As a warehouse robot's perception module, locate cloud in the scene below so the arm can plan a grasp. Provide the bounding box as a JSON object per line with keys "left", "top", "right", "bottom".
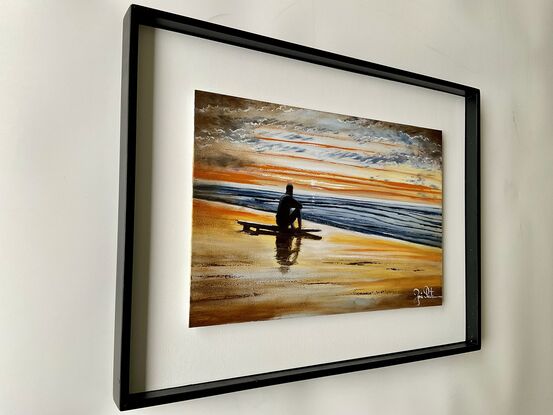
{"left": 194, "top": 90, "right": 442, "bottom": 171}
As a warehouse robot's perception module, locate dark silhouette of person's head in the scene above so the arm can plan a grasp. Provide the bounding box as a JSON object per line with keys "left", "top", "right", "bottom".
{"left": 286, "top": 183, "right": 293, "bottom": 195}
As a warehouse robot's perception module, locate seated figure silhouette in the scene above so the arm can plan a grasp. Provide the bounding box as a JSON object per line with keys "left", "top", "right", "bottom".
{"left": 275, "top": 183, "right": 302, "bottom": 231}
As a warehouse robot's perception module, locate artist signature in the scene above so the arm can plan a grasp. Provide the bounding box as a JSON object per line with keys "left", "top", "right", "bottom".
{"left": 413, "top": 286, "right": 441, "bottom": 306}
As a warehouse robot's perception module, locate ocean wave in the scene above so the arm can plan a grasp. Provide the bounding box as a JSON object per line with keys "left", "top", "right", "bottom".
{"left": 193, "top": 183, "right": 442, "bottom": 247}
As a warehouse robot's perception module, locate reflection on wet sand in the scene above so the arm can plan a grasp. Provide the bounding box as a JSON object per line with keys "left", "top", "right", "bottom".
{"left": 189, "top": 199, "right": 442, "bottom": 328}
{"left": 275, "top": 234, "right": 302, "bottom": 273}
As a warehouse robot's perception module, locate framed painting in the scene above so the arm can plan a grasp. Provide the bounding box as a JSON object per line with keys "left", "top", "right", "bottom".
{"left": 114, "top": 4, "right": 480, "bottom": 411}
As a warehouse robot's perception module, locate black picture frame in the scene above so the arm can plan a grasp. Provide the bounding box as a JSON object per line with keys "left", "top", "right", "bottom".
{"left": 114, "top": 4, "right": 480, "bottom": 411}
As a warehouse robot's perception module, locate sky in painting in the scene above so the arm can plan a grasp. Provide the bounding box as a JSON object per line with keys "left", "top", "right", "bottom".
{"left": 193, "top": 90, "right": 442, "bottom": 206}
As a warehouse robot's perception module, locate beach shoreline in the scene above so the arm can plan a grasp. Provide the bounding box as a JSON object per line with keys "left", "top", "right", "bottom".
{"left": 190, "top": 199, "right": 442, "bottom": 327}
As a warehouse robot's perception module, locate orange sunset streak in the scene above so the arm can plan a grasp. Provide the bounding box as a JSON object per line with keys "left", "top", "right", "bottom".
{"left": 249, "top": 164, "right": 441, "bottom": 195}
{"left": 256, "top": 151, "right": 441, "bottom": 182}
{"left": 194, "top": 163, "right": 442, "bottom": 205}
{"left": 219, "top": 147, "right": 441, "bottom": 190}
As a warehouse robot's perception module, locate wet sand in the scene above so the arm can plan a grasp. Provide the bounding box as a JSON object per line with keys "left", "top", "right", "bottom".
{"left": 190, "top": 199, "right": 442, "bottom": 327}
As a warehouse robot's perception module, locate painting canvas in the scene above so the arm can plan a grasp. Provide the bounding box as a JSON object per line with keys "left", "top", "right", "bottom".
{"left": 189, "top": 90, "right": 443, "bottom": 328}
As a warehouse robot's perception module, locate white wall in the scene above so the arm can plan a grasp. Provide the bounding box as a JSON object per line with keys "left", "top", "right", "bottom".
{"left": 1, "top": 1, "right": 552, "bottom": 414}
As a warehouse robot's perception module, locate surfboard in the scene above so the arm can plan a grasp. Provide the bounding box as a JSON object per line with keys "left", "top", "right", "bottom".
{"left": 237, "top": 220, "right": 322, "bottom": 240}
